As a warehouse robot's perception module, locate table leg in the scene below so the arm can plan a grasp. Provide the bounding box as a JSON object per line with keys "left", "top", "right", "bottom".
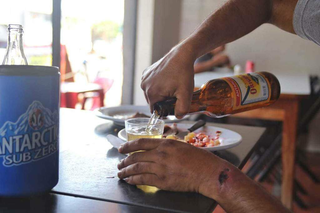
{"left": 98, "top": 89, "right": 105, "bottom": 107}
{"left": 65, "top": 92, "right": 79, "bottom": 109}
{"left": 281, "top": 100, "right": 299, "bottom": 209}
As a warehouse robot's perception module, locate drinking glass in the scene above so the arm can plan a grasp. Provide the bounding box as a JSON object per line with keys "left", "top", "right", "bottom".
{"left": 124, "top": 118, "right": 164, "bottom": 193}
{"left": 125, "top": 118, "right": 164, "bottom": 142}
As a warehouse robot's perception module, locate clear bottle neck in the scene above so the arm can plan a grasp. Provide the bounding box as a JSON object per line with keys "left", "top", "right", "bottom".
{"left": 2, "top": 24, "right": 28, "bottom": 65}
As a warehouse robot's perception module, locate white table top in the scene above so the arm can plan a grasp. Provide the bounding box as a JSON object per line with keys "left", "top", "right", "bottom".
{"left": 194, "top": 69, "right": 311, "bottom": 95}
{"left": 61, "top": 82, "right": 102, "bottom": 93}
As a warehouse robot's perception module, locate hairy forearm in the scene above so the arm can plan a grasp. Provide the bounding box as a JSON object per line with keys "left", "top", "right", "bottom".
{"left": 180, "top": 0, "right": 273, "bottom": 59}
{"left": 200, "top": 161, "right": 289, "bottom": 213}
{"left": 269, "top": 0, "right": 298, "bottom": 33}
{"left": 179, "top": 0, "right": 298, "bottom": 59}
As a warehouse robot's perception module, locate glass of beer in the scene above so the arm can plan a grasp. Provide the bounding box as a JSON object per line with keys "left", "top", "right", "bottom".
{"left": 125, "top": 118, "right": 164, "bottom": 141}
{"left": 124, "top": 118, "right": 164, "bottom": 193}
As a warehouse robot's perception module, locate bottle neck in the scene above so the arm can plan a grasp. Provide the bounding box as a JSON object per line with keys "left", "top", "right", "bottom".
{"left": 188, "top": 89, "right": 203, "bottom": 113}
{"left": 8, "top": 30, "right": 23, "bottom": 49}
{"left": 153, "top": 89, "right": 203, "bottom": 117}
{"left": 3, "top": 27, "right": 28, "bottom": 65}
{"left": 153, "top": 98, "right": 176, "bottom": 117}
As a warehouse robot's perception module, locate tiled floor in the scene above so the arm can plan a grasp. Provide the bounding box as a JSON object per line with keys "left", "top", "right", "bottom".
{"left": 213, "top": 152, "right": 320, "bottom": 213}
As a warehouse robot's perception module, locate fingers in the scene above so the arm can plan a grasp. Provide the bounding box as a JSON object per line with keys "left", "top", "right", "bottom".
{"left": 118, "top": 138, "right": 161, "bottom": 154}
{"left": 118, "top": 162, "right": 161, "bottom": 179}
{"left": 143, "top": 92, "right": 150, "bottom": 105}
{"left": 145, "top": 88, "right": 167, "bottom": 113}
{"left": 174, "top": 88, "right": 193, "bottom": 119}
{"left": 140, "top": 49, "right": 195, "bottom": 118}
{"left": 117, "top": 150, "right": 158, "bottom": 170}
{"left": 122, "top": 174, "right": 160, "bottom": 187}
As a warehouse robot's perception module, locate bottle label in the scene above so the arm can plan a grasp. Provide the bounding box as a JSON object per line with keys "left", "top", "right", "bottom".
{"left": 0, "top": 101, "right": 59, "bottom": 167}
{"left": 224, "top": 73, "right": 270, "bottom": 110}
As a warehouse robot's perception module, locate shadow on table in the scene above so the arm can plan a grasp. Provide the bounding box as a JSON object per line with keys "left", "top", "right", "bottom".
{"left": 116, "top": 179, "right": 216, "bottom": 213}
{"left": 0, "top": 193, "right": 57, "bottom": 213}
{"left": 107, "top": 147, "right": 126, "bottom": 161}
{"left": 94, "top": 122, "right": 123, "bottom": 137}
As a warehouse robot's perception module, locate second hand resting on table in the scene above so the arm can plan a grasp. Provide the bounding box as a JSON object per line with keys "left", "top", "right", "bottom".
{"left": 117, "top": 139, "right": 289, "bottom": 213}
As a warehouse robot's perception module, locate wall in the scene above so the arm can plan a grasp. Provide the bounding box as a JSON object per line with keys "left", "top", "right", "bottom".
{"left": 122, "top": 0, "right": 138, "bottom": 104}
{"left": 180, "top": 0, "right": 320, "bottom": 74}
{"left": 152, "top": 0, "right": 182, "bottom": 62}
{"left": 133, "top": 0, "right": 182, "bottom": 105}
{"left": 133, "top": 0, "right": 155, "bottom": 105}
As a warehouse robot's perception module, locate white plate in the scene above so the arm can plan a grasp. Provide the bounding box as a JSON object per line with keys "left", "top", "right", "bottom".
{"left": 96, "top": 105, "right": 189, "bottom": 126}
{"left": 117, "top": 123, "right": 242, "bottom": 151}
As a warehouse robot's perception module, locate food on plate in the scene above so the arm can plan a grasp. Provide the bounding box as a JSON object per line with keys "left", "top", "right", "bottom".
{"left": 184, "top": 132, "right": 221, "bottom": 147}
{"left": 166, "top": 135, "right": 180, "bottom": 140}
{"left": 113, "top": 112, "right": 150, "bottom": 120}
{"left": 164, "top": 123, "right": 222, "bottom": 148}
{"left": 114, "top": 112, "right": 166, "bottom": 120}
{"left": 163, "top": 123, "right": 178, "bottom": 136}
{"left": 128, "top": 112, "right": 150, "bottom": 119}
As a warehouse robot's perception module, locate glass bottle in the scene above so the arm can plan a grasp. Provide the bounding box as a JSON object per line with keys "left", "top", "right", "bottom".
{"left": 154, "top": 72, "right": 280, "bottom": 117}
{"left": 2, "top": 24, "right": 28, "bottom": 65}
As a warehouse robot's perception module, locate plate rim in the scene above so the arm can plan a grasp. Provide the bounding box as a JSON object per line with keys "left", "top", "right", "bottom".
{"left": 95, "top": 105, "right": 189, "bottom": 125}
{"left": 117, "top": 124, "right": 242, "bottom": 151}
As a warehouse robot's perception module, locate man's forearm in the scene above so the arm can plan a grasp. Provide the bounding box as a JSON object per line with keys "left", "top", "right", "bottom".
{"left": 179, "top": 0, "right": 297, "bottom": 59}
{"left": 269, "top": 0, "right": 298, "bottom": 33}
{"left": 180, "top": 0, "right": 272, "bottom": 58}
{"left": 200, "top": 161, "right": 290, "bottom": 213}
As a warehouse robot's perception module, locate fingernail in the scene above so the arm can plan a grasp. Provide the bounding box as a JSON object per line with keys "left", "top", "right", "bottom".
{"left": 175, "top": 114, "right": 183, "bottom": 119}
{"left": 118, "top": 159, "right": 124, "bottom": 168}
{"left": 124, "top": 177, "right": 129, "bottom": 182}
{"left": 118, "top": 145, "right": 123, "bottom": 152}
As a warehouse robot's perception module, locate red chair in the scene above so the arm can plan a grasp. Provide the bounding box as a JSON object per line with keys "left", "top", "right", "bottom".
{"left": 60, "top": 82, "right": 105, "bottom": 109}
{"left": 82, "top": 77, "right": 114, "bottom": 110}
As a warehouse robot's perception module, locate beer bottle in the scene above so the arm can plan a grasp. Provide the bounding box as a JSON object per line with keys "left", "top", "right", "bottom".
{"left": 2, "top": 24, "right": 28, "bottom": 65}
{"left": 154, "top": 72, "right": 280, "bottom": 117}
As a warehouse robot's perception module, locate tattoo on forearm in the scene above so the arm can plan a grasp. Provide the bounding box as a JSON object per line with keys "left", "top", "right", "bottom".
{"left": 219, "top": 168, "right": 230, "bottom": 185}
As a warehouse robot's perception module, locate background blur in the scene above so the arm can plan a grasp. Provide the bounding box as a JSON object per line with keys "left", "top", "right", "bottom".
{"left": 0, "top": 0, "right": 124, "bottom": 107}
{"left": 0, "top": 1, "right": 319, "bottom": 211}
{"left": 132, "top": 0, "right": 320, "bottom": 105}
{"left": 0, "top": 0, "right": 319, "bottom": 106}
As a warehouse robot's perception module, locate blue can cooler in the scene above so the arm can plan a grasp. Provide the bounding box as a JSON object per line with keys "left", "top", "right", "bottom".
{"left": 0, "top": 65, "right": 60, "bottom": 196}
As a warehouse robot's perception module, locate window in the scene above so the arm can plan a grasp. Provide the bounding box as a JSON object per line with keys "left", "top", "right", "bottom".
{"left": 61, "top": 0, "right": 124, "bottom": 107}
{"left": 1, "top": 0, "right": 125, "bottom": 108}
{"left": 0, "top": 0, "right": 53, "bottom": 65}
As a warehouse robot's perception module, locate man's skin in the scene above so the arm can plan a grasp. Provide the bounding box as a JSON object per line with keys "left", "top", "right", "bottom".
{"left": 141, "top": 0, "right": 297, "bottom": 117}
{"left": 118, "top": 139, "right": 290, "bottom": 213}
{"left": 118, "top": 0, "right": 298, "bottom": 212}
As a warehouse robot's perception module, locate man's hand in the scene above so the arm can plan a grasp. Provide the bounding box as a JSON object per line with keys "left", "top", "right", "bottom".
{"left": 117, "top": 138, "right": 290, "bottom": 213}
{"left": 117, "top": 138, "right": 223, "bottom": 195}
{"left": 140, "top": 46, "right": 196, "bottom": 118}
